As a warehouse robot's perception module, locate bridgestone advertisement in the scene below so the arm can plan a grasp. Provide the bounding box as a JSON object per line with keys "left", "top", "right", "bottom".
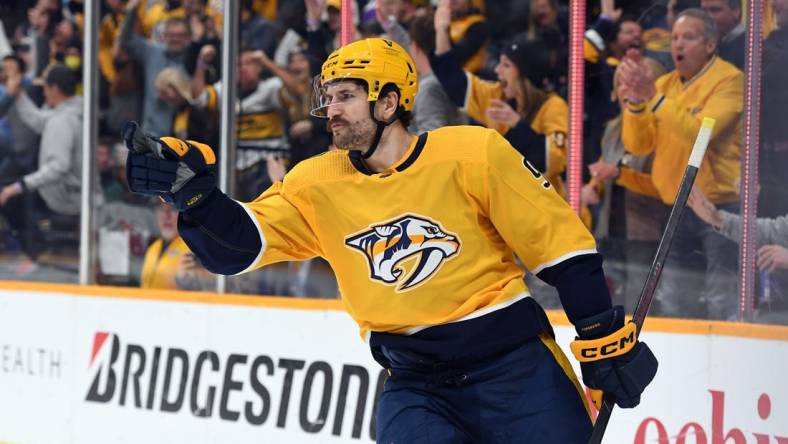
{"left": 0, "top": 284, "right": 786, "bottom": 443}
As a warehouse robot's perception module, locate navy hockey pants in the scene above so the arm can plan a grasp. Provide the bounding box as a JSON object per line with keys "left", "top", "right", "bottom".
{"left": 376, "top": 334, "right": 593, "bottom": 443}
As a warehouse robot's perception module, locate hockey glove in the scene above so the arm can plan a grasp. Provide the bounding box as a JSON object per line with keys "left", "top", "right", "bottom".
{"left": 122, "top": 121, "right": 217, "bottom": 211}
{"left": 569, "top": 305, "right": 658, "bottom": 409}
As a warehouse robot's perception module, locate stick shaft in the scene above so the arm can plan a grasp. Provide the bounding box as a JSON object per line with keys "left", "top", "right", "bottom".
{"left": 588, "top": 165, "right": 698, "bottom": 444}
{"left": 632, "top": 167, "right": 698, "bottom": 330}
{"left": 587, "top": 117, "right": 714, "bottom": 444}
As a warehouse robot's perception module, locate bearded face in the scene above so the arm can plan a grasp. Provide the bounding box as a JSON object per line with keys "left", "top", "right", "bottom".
{"left": 323, "top": 82, "right": 378, "bottom": 151}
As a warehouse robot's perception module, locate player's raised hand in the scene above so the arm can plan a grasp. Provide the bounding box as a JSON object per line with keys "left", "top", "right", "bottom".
{"left": 122, "top": 121, "right": 217, "bottom": 211}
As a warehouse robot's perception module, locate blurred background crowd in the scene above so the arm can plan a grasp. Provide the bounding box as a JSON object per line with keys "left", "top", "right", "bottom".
{"left": 0, "top": 0, "right": 786, "bottom": 325}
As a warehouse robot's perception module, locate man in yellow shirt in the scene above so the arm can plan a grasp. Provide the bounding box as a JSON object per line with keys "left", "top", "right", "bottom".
{"left": 619, "top": 8, "right": 742, "bottom": 319}
{"left": 122, "top": 38, "right": 657, "bottom": 442}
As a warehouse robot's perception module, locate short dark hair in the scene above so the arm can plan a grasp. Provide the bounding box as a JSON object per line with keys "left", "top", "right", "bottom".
{"left": 409, "top": 13, "right": 436, "bottom": 55}
{"left": 608, "top": 15, "right": 641, "bottom": 44}
{"left": 349, "top": 79, "right": 413, "bottom": 128}
{"left": 45, "top": 63, "right": 78, "bottom": 96}
{"left": 379, "top": 83, "right": 413, "bottom": 128}
{"left": 2, "top": 53, "right": 27, "bottom": 74}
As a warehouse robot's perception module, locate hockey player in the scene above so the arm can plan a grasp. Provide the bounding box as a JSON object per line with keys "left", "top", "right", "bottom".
{"left": 123, "top": 37, "right": 657, "bottom": 442}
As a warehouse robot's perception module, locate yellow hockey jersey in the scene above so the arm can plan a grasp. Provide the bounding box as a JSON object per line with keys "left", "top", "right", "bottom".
{"left": 236, "top": 126, "right": 597, "bottom": 339}
{"left": 622, "top": 56, "right": 742, "bottom": 205}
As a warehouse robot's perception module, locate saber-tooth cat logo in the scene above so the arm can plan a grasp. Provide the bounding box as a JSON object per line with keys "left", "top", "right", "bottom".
{"left": 345, "top": 214, "right": 461, "bottom": 291}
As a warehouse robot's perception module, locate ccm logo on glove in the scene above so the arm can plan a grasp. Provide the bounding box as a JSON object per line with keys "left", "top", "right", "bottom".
{"left": 571, "top": 322, "right": 637, "bottom": 362}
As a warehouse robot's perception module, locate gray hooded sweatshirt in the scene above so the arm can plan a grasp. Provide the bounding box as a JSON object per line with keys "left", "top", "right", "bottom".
{"left": 15, "top": 93, "right": 96, "bottom": 215}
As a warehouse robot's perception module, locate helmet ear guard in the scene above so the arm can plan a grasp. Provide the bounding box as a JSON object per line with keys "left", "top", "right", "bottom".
{"left": 371, "top": 83, "right": 407, "bottom": 120}
{"left": 363, "top": 86, "right": 406, "bottom": 159}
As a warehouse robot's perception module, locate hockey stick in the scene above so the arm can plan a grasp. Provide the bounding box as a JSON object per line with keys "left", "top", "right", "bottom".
{"left": 587, "top": 117, "right": 716, "bottom": 444}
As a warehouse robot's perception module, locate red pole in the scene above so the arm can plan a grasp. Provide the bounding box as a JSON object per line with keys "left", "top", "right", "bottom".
{"left": 341, "top": 0, "right": 353, "bottom": 46}
{"left": 740, "top": 0, "right": 764, "bottom": 320}
{"left": 567, "top": 0, "right": 586, "bottom": 215}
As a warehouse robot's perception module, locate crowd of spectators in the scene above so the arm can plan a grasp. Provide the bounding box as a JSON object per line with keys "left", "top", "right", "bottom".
{"left": 0, "top": 0, "right": 786, "bottom": 323}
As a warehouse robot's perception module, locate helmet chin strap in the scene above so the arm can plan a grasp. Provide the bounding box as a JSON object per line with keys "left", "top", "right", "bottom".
{"left": 361, "top": 101, "right": 402, "bottom": 159}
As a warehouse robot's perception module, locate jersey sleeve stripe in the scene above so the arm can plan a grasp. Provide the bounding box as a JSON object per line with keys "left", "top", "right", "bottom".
{"left": 530, "top": 248, "right": 598, "bottom": 275}
{"left": 585, "top": 29, "right": 605, "bottom": 53}
{"left": 233, "top": 201, "right": 268, "bottom": 275}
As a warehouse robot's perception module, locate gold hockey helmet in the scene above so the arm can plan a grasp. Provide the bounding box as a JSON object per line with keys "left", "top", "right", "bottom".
{"left": 312, "top": 38, "right": 418, "bottom": 117}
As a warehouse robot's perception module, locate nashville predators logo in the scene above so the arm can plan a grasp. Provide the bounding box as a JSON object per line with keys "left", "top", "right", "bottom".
{"left": 345, "top": 214, "right": 461, "bottom": 292}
